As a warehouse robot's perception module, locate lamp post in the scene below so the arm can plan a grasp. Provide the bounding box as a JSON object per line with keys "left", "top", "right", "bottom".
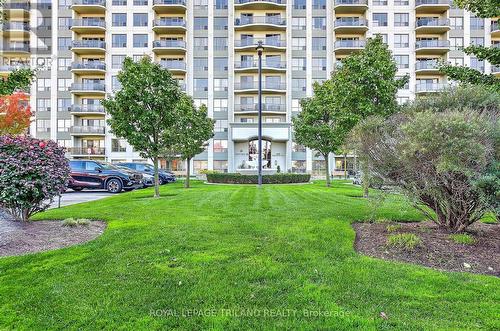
{"left": 256, "top": 41, "right": 264, "bottom": 187}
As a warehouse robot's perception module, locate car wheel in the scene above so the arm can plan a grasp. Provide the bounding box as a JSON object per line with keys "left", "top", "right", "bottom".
{"left": 106, "top": 179, "right": 122, "bottom": 193}
{"left": 72, "top": 187, "right": 83, "bottom": 191}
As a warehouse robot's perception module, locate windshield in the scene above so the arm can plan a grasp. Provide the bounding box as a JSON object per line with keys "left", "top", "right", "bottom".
{"left": 99, "top": 162, "right": 122, "bottom": 170}
{"left": 144, "top": 164, "right": 155, "bottom": 171}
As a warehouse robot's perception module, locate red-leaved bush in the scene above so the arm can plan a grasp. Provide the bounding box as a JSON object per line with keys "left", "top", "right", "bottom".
{"left": 0, "top": 92, "right": 32, "bottom": 135}
{"left": 0, "top": 135, "right": 70, "bottom": 221}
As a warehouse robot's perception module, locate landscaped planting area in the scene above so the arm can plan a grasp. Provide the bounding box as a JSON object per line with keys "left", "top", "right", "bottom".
{"left": 0, "top": 181, "right": 498, "bottom": 330}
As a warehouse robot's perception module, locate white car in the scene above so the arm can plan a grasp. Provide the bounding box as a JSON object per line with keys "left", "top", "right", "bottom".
{"left": 141, "top": 173, "right": 154, "bottom": 188}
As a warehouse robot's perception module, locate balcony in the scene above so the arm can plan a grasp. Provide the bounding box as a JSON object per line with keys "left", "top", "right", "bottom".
{"left": 70, "top": 61, "right": 106, "bottom": 74}
{"left": 415, "top": 60, "right": 440, "bottom": 74}
{"left": 234, "top": 103, "right": 286, "bottom": 113}
{"left": 160, "top": 60, "right": 187, "bottom": 73}
{"left": 152, "top": 40, "right": 186, "bottom": 54}
{"left": 415, "top": 18, "right": 450, "bottom": 34}
{"left": 231, "top": 122, "right": 290, "bottom": 142}
{"left": 0, "top": 64, "right": 30, "bottom": 74}
{"left": 234, "top": 38, "right": 286, "bottom": 51}
{"left": 234, "top": 0, "right": 286, "bottom": 9}
{"left": 415, "top": 40, "right": 449, "bottom": 54}
{"left": 334, "top": 40, "right": 366, "bottom": 54}
{"left": 69, "top": 104, "right": 106, "bottom": 115}
{"left": 333, "top": 0, "right": 368, "bottom": 14}
{"left": 234, "top": 60, "right": 286, "bottom": 72}
{"left": 333, "top": 18, "right": 368, "bottom": 33}
{"left": 415, "top": 0, "right": 450, "bottom": 13}
{"left": 1, "top": 22, "right": 30, "bottom": 38}
{"left": 3, "top": 2, "right": 30, "bottom": 12}
{"left": 234, "top": 81, "right": 286, "bottom": 93}
{"left": 492, "top": 21, "right": 500, "bottom": 38}
{"left": 71, "top": 0, "right": 106, "bottom": 14}
{"left": 70, "top": 82, "right": 106, "bottom": 95}
{"left": 1, "top": 43, "right": 30, "bottom": 53}
{"left": 415, "top": 82, "right": 448, "bottom": 94}
{"left": 68, "top": 147, "right": 106, "bottom": 156}
{"left": 152, "top": 0, "right": 186, "bottom": 13}
{"left": 492, "top": 65, "right": 500, "bottom": 77}
{"left": 70, "top": 126, "right": 106, "bottom": 135}
{"left": 234, "top": 16, "right": 286, "bottom": 30}
{"left": 71, "top": 40, "right": 106, "bottom": 54}
{"left": 70, "top": 19, "right": 106, "bottom": 33}
{"left": 152, "top": 18, "right": 187, "bottom": 33}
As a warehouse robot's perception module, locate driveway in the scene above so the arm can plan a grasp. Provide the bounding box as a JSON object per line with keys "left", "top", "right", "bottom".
{"left": 49, "top": 190, "right": 114, "bottom": 209}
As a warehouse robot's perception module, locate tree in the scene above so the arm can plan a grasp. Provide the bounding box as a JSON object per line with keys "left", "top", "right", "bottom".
{"left": 0, "top": 136, "right": 70, "bottom": 222}
{"left": 102, "top": 56, "right": 183, "bottom": 198}
{"left": 0, "top": 68, "right": 35, "bottom": 95}
{"left": 0, "top": 92, "right": 31, "bottom": 135}
{"left": 453, "top": 0, "right": 499, "bottom": 18}
{"left": 174, "top": 96, "right": 214, "bottom": 188}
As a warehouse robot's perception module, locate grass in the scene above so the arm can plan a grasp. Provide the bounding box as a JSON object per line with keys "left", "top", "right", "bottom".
{"left": 387, "top": 233, "right": 423, "bottom": 251}
{"left": 0, "top": 181, "right": 499, "bottom": 330}
{"left": 62, "top": 218, "right": 91, "bottom": 227}
{"left": 449, "top": 233, "right": 476, "bottom": 245}
{"left": 386, "top": 224, "right": 403, "bottom": 233}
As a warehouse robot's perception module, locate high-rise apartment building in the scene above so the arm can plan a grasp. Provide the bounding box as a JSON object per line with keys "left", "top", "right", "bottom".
{"left": 1, "top": 0, "right": 499, "bottom": 175}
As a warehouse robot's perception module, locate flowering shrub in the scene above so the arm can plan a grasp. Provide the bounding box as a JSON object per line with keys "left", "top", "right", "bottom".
{"left": 0, "top": 135, "right": 70, "bottom": 221}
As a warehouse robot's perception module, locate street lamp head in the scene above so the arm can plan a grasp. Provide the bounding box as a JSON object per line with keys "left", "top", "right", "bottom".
{"left": 256, "top": 40, "right": 264, "bottom": 55}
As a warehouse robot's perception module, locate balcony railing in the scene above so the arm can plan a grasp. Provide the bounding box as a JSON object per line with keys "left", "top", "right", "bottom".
{"left": 72, "top": 0, "right": 106, "bottom": 5}
{"left": 160, "top": 61, "right": 186, "bottom": 70}
{"left": 415, "top": 60, "right": 439, "bottom": 70}
{"left": 70, "top": 126, "right": 106, "bottom": 134}
{"left": 415, "top": 83, "right": 448, "bottom": 92}
{"left": 416, "top": 0, "right": 450, "bottom": 5}
{"left": 235, "top": 16, "right": 286, "bottom": 26}
{"left": 416, "top": 18, "right": 450, "bottom": 28}
{"left": 235, "top": 81, "right": 286, "bottom": 90}
{"left": 153, "top": 0, "right": 186, "bottom": 5}
{"left": 153, "top": 19, "right": 186, "bottom": 28}
{"left": 334, "top": 40, "right": 366, "bottom": 49}
{"left": 334, "top": 18, "right": 368, "bottom": 28}
{"left": 0, "top": 64, "right": 30, "bottom": 71}
{"left": 334, "top": 0, "right": 367, "bottom": 5}
{"left": 70, "top": 104, "right": 105, "bottom": 113}
{"left": 235, "top": 60, "right": 286, "bottom": 69}
{"left": 70, "top": 19, "right": 106, "bottom": 28}
{"left": 71, "top": 61, "right": 106, "bottom": 71}
{"left": 1, "top": 22, "right": 30, "bottom": 31}
{"left": 492, "top": 21, "right": 499, "bottom": 32}
{"left": 71, "top": 40, "right": 106, "bottom": 49}
{"left": 235, "top": 104, "right": 286, "bottom": 112}
{"left": 1, "top": 44, "right": 30, "bottom": 52}
{"left": 235, "top": 0, "right": 286, "bottom": 4}
{"left": 3, "top": 2, "right": 30, "bottom": 10}
{"left": 234, "top": 38, "right": 286, "bottom": 48}
{"left": 152, "top": 40, "right": 186, "bottom": 48}
{"left": 415, "top": 40, "right": 449, "bottom": 49}
{"left": 70, "top": 83, "right": 106, "bottom": 92}
{"left": 68, "top": 147, "right": 106, "bottom": 155}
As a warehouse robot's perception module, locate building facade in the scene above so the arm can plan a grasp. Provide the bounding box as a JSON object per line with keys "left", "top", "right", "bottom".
{"left": 1, "top": 0, "right": 499, "bottom": 175}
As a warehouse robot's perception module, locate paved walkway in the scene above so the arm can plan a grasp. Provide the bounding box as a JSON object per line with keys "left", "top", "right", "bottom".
{"left": 49, "top": 190, "right": 113, "bottom": 209}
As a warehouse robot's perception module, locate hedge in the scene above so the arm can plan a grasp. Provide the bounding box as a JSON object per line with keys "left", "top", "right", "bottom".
{"left": 206, "top": 173, "right": 311, "bottom": 184}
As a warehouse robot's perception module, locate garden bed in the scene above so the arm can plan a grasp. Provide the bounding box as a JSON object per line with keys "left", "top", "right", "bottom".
{"left": 206, "top": 173, "right": 310, "bottom": 184}
{"left": 353, "top": 221, "right": 499, "bottom": 276}
{"left": 0, "top": 218, "right": 106, "bottom": 257}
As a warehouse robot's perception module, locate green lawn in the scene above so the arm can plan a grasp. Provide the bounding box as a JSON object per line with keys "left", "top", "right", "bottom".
{"left": 0, "top": 181, "right": 499, "bottom": 330}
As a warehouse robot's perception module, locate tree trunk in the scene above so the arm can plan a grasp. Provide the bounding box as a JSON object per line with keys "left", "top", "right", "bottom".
{"left": 153, "top": 156, "right": 160, "bottom": 198}
{"left": 344, "top": 154, "right": 347, "bottom": 180}
{"left": 360, "top": 162, "right": 369, "bottom": 198}
{"left": 324, "top": 154, "right": 331, "bottom": 187}
{"left": 185, "top": 158, "right": 191, "bottom": 188}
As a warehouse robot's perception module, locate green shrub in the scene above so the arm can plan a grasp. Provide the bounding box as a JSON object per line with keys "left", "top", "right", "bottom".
{"left": 387, "top": 233, "right": 422, "bottom": 251}
{"left": 206, "top": 173, "right": 311, "bottom": 184}
{"left": 62, "top": 218, "right": 91, "bottom": 227}
{"left": 386, "top": 224, "right": 402, "bottom": 233}
{"left": 449, "top": 233, "right": 475, "bottom": 245}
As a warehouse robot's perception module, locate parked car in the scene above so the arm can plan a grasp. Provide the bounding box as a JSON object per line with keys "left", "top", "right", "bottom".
{"left": 141, "top": 173, "right": 154, "bottom": 188}
{"left": 353, "top": 173, "right": 362, "bottom": 185}
{"left": 68, "top": 160, "right": 143, "bottom": 193}
{"left": 116, "top": 162, "right": 176, "bottom": 184}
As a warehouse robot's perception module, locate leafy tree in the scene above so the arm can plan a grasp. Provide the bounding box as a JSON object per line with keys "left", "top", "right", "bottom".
{"left": 453, "top": 0, "right": 500, "bottom": 18}
{"left": 0, "top": 136, "right": 70, "bottom": 222}
{"left": 0, "top": 68, "right": 35, "bottom": 95}
{"left": 0, "top": 92, "right": 31, "bottom": 135}
{"left": 102, "top": 56, "right": 183, "bottom": 197}
{"left": 174, "top": 96, "right": 214, "bottom": 188}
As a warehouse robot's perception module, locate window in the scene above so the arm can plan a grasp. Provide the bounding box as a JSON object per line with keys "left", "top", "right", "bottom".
{"left": 112, "top": 13, "right": 127, "bottom": 26}
{"left": 292, "top": 37, "right": 306, "bottom": 50}
{"left": 57, "top": 139, "right": 71, "bottom": 148}
{"left": 292, "top": 99, "right": 301, "bottom": 112}
{"left": 194, "top": 37, "right": 208, "bottom": 51}
{"left": 313, "top": 17, "right": 326, "bottom": 30}
{"left": 36, "top": 120, "right": 51, "bottom": 133}
{"left": 397, "top": 97, "right": 409, "bottom": 105}
{"left": 470, "top": 37, "right": 484, "bottom": 46}
{"left": 373, "top": 0, "right": 387, "bottom": 4}
{"left": 194, "top": 57, "right": 208, "bottom": 71}
{"left": 37, "top": 17, "right": 51, "bottom": 30}
{"left": 312, "top": 37, "right": 326, "bottom": 50}
{"left": 292, "top": 17, "right": 306, "bottom": 30}
{"left": 194, "top": 0, "right": 207, "bottom": 8}
{"left": 312, "top": 0, "right": 325, "bottom": 9}
{"left": 58, "top": 17, "right": 71, "bottom": 29}
{"left": 133, "top": 13, "right": 148, "bottom": 26}
{"left": 214, "top": 79, "right": 228, "bottom": 91}
{"left": 112, "top": 55, "right": 126, "bottom": 69}
{"left": 294, "top": 0, "right": 306, "bottom": 9}
{"left": 112, "top": 34, "right": 127, "bottom": 47}
{"left": 215, "top": 120, "right": 228, "bottom": 132}
{"left": 193, "top": 161, "right": 208, "bottom": 174}
{"left": 470, "top": 17, "right": 484, "bottom": 30}
{"left": 449, "top": 57, "right": 464, "bottom": 66}
{"left": 112, "top": 139, "right": 127, "bottom": 152}
{"left": 450, "top": 17, "right": 463, "bottom": 29}
{"left": 394, "top": 55, "right": 409, "bottom": 69}
{"left": 394, "top": 0, "right": 408, "bottom": 5}
{"left": 394, "top": 13, "right": 409, "bottom": 27}
{"left": 214, "top": 57, "right": 228, "bottom": 71}
{"left": 133, "top": 34, "right": 148, "bottom": 47}
{"left": 394, "top": 34, "right": 409, "bottom": 48}
{"left": 112, "top": 76, "right": 122, "bottom": 91}
{"left": 213, "top": 140, "right": 227, "bottom": 152}
{"left": 470, "top": 57, "right": 484, "bottom": 72}
{"left": 215, "top": 0, "right": 227, "bottom": 9}
{"left": 112, "top": 0, "right": 127, "bottom": 5}
{"left": 214, "top": 37, "right": 227, "bottom": 51}
{"left": 57, "top": 119, "right": 71, "bottom": 132}
{"left": 58, "top": 37, "right": 71, "bottom": 50}
{"left": 214, "top": 99, "right": 228, "bottom": 112}
{"left": 214, "top": 17, "right": 227, "bottom": 30}
{"left": 292, "top": 58, "right": 306, "bottom": 71}
{"left": 372, "top": 13, "right": 388, "bottom": 27}
{"left": 36, "top": 98, "right": 50, "bottom": 112}
{"left": 59, "top": 0, "right": 71, "bottom": 8}
{"left": 194, "top": 79, "right": 208, "bottom": 92}
{"left": 292, "top": 78, "right": 306, "bottom": 92}
{"left": 58, "top": 57, "right": 71, "bottom": 70}
{"left": 213, "top": 161, "right": 228, "bottom": 172}
{"left": 194, "top": 99, "right": 207, "bottom": 108}
{"left": 58, "top": 78, "right": 71, "bottom": 91}
{"left": 133, "top": 0, "right": 147, "bottom": 5}
{"left": 312, "top": 58, "right": 326, "bottom": 71}
{"left": 292, "top": 161, "right": 306, "bottom": 173}
{"left": 194, "top": 17, "right": 208, "bottom": 30}
{"left": 58, "top": 98, "right": 71, "bottom": 112}
{"left": 450, "top": 37, "right": 463, "bottom": 50}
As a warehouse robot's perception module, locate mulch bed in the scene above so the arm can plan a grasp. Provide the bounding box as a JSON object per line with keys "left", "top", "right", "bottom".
{"left": 0, "top": 219, "right": 106, "bottom": 257}
{"left": 353, "top": 221, "right": 500, "bottom": 277}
